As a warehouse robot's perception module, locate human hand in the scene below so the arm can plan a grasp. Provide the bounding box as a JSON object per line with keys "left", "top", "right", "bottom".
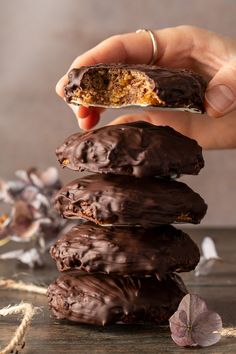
{"left": 56, "top": 26, "right": 236, "bottom": 149}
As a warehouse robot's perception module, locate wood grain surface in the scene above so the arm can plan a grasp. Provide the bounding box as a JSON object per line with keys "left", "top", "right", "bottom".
{"left": 0, "top": 228, "right": 235, "bottom": 354}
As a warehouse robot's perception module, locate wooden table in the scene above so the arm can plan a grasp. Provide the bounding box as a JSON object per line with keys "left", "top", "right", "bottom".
{"left": 0, "top": 228, "right": 235, "bottom": 354}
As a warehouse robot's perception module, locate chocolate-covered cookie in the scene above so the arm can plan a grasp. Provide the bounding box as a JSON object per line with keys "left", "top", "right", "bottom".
{"left": 64, "top": 64, "right": 206, "bottom": 113}
{"left": 54, "top": 174, "right": 207, "bottom": 227}
{"left": 50, "top": 223, "right": 200, "bottom": 277}
{"left": 56, "top": 122, "right": 204, "bottom": 178}
{"left": 47, "top": 273, "right": 187, "bottom": 325}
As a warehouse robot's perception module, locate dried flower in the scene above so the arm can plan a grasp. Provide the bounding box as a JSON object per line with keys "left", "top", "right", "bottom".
{"left": 0, "top": 167, "right": 71, "bottom": 267}
{"left": 169, "top": 294, "right": 222, "bottom": 347}
{"left": 195, "top": 237, "right": 222, "bottom": 276}
{"left": 0, "top": 248, "right": 43, "bottom": 268}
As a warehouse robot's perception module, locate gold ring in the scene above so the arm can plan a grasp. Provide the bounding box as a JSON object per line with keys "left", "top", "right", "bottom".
{"left": 136, "top": 29, "right": 158, "bottom": 65}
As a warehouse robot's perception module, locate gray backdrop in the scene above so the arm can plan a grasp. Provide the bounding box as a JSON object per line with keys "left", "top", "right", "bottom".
{"left": 1, "top": 0, "right": 236, "bottom": 226}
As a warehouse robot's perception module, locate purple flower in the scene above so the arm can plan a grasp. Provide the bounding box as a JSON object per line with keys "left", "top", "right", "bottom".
{"left": 0, "top": 167, "right": 72, "bottom": 267}
{"left": 169, "top": 294, "right": 222, "bottom": 347}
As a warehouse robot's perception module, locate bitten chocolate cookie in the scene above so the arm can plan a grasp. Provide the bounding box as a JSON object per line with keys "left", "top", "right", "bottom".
{"left": 54, "top": 174, "right": 207, "bottom": 227}
{"left": 64, "top": 64, "right": 206, "bottom": 113}
{"left": 56, "top": 122, "right": 204, "bottom": 178}
{"left": 47, "top": 273, "right": 187, "bottom": 325}
{"left": 50, "top": 223, "right": 200, "bottom": 277}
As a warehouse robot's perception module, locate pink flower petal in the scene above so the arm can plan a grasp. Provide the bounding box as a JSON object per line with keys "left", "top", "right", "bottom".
{"left": 192, "top": 310, "right": 222, "bottom": 347}
{"left": 41, "top": 167, "right": 59, "bottom": 186}
{"left": 169, "top": 294, "right": 222, "bottom": 348}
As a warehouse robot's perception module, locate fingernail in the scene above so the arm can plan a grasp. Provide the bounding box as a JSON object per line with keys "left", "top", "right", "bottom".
{"left": 205, "top": 85, "right": 235, "bottom": 113}
{"left": 55, "top": 76, "right": 66, "bottom": 96}
{"left": 57, "top": 76, "right": 64, "bottom": 87}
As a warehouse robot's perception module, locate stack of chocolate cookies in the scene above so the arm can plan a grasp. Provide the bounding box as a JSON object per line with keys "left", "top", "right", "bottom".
{"left": 47, "top": 64, "right": 208, "bottom": 326}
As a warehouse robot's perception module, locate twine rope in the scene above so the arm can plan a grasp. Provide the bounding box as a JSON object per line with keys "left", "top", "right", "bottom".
{"left": 0, "top": 278, "right": 235, "bottom": 354}
{"left": 0, "top": 279, "right": 47, "bottom": 353}
{"left": 0, "top": 279, "right": 47, "bottom": 295}
{"left": 220, "top": 327, "right": 236, "bottom": 337}
{"left": 0, "top": 302, "right": 39, "bottom": 354}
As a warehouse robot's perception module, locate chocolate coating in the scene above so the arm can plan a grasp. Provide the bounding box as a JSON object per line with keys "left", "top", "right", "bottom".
{"left": 50, "top": 223, "right": 200, "bottom": 277}
{"left": 65, "top": 64, "right": 206, "bottom": 113}
{"left": 54, "top": 174, "right": 207, "bottom": 227}
{"left": 56, "top": 122, "right": 204, "bottom": 178}
{"left": 47, "top": 273, "right": 187, "bottom": 325}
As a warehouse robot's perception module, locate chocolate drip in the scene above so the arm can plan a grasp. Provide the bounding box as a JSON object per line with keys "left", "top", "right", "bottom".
{"left": 54, "top": 174, "right": 207, "bottom": 227}
{"left": 50, "top": 223, "right": 200, "bottom": 277}
{"left": 47, "top": 273, "right": 187, "bottom": 325}
{"left": 56, "top": 122, "right": 204, "bottom": 178}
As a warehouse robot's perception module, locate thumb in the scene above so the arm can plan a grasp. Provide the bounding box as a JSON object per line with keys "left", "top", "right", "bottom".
{"left": 205, "top": 61, "right": 236, "bottom": 118}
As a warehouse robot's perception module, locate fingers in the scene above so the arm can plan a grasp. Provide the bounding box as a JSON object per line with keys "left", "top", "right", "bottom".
{"left": 55, "top": 76, "right": 68, "bottom": 98}
{"left": 110, "top": 109, "right": 236, "bottom": 149}
{"left": 109, "top": 111, "right": 193, "bottom": 139}
{"left": 78, "top": 109, "right": 100, "bottom": 130}
{"left": 78, "top": 106, "right": 90, "bottom": 118}
{"left": 205, "top": 60, "right": 236, "bottom": 118}
{"left": 56, "top": 26, "right": 236, "bottom": 128}
{"left": 109, "top": 113, "right": 151, "bottom": 126}
{"left": 55, "top": 31, "right": 156, "bottom": 99}
{"left": 68, "top": 103, "right": 95, "bottom": 124}
{"left": 69, "top": 105, "right": 104, "bottom": 129}
{"left": 56, "top": 27, "right": 193, "bottom": 97}
{"left": 57, "top": 29, "right": 152, "bottom": 124}
{"left": 56, "top": 25, "right": 228, "bottom": 96}
{"left": 55, "top": 27, "right": 195, "bottom": 127}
